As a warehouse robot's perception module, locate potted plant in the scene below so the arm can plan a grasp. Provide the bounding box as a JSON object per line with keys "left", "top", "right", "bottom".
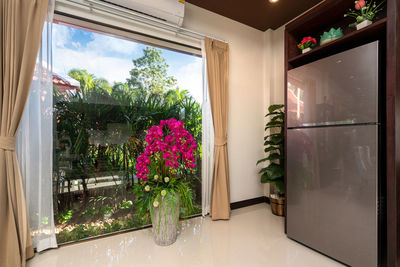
{"left": 297, "top": 37, "right": 317, "bottom": 54}
{"left": 257, "top": 104, "right": 285, "bottom": 216}
{"left": 133, "top": 118, "right": 197, "bottom": 246}
{"left": 345, "top": 0, "right": 386, "bottom": 30}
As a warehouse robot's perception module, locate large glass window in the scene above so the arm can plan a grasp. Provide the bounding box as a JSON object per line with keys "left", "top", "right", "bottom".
{"left": 52, "top": 20, "right": 203, "bottom": 243}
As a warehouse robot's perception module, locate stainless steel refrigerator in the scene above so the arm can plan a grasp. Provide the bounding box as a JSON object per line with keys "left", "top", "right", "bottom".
{"left": 286, "top": 41, "right": 381, "bottom": 267}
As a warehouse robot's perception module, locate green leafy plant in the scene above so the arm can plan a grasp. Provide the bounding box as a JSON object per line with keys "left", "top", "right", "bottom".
{"left": 79, "top": 206, "right": 100, "bottom": 218}
{"left": 55, "top": 215, "right": 151, "bottom": 243}
{"left": 344, "top": 0, "right": 386, "bottom": 27}
{"left": 58, "top": 209, "right": 73, "bottom": 224}
{"left": 119, "top": 200, "right": 133, "bottom": 210}
{"left": 257, "top": 104, "right": 284, "bottom": 196}
{"left": 101, "top": 205, "right": 114, "bottom": 218}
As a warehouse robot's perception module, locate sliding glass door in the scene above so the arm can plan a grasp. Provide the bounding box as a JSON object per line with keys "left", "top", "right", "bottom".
{"left": 52, "top": 20, "right": 203, "bottom": 243}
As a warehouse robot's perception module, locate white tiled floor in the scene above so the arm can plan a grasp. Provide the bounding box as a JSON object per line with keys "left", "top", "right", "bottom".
{"left": 27, "top": 203, "right": 344, "bottom": 267}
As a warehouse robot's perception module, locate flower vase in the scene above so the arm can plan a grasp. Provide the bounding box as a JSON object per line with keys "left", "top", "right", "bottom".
{"left": 302, "top": 47, "right": 312, "bottom": 54}
{"left": 356, "top": 20, "right": 372, "bottom": 30}
{"left": 151, "top": 194, "right": 180, "bottom": 246}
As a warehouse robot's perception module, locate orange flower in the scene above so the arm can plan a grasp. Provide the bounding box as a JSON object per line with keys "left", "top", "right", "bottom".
{"left": 355, "top": 0, "right": 366, "bottom": 10}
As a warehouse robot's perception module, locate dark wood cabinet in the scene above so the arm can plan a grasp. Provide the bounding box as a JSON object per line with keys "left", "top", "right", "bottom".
{"left": 284, "top": 0, "right": 400, "bottom": 266}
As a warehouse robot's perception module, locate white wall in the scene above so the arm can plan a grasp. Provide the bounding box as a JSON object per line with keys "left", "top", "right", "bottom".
{"left": 184, "top": 3, "right": 318, "bottom": 201}
{"left": 261, "top": 26, "right": 286, "bottom": 196}
{"left": 269, "top": 26, "right": 286, "bottom": 104}
{"left": 184, "top": 4, "right": 266, "bottom": 202}
{"left": 262, "top": 26, "right": 286, "bottom": 196}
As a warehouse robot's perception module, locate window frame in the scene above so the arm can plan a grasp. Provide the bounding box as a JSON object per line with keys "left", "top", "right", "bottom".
{"left": 51, "top": 14, "right": 205, "bottom": 245}
{"left": 53, "top": 11, "right": 202, "bottom": 57}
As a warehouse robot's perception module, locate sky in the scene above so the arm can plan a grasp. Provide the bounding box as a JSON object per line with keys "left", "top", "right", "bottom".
{"left": 52, "top": 22, "right": 203, "bottom": 103}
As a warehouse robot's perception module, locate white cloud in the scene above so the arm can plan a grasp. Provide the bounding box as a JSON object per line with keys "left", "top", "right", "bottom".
{"left": 53, "top": 47, "right": 133, "bottom": 84}
{"left": 171, "top": 58, "right": 203, "bottom": 103}
{"left": 71, "top": 41, "right": 81, "bottom": 49}
{"left": 52, "top": 24, "right": 138, "bottom": 83}
{"left": 53, "top": 24, "right": 74, "bottom": 48}
{"left": 86, "top": 33, "right": 138, "bottom": 56}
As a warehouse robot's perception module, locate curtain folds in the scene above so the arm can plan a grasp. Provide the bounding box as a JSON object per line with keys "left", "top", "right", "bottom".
{"left": 204, "top": 38, "right": 230, "bottom": 220}
{"left": 17, "top": 0, "right": 57, "bottom": 253}
{"left": 0, "top": 0, "right": 49, "bottom": 266}
{"left": 201, "top": 40, "right": 214, "bottom": 217}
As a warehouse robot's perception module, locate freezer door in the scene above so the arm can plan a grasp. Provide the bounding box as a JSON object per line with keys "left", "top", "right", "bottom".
{"left": 287, "top": 125, "right": 378, "bottom": 267}
{"left": 287, "top": 41, "right": 379, "bottom": 128}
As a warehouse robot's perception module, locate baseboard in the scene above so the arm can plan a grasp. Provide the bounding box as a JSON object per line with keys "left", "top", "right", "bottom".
{"left": 230, "top": 196, "right": 270, "bottom": 210}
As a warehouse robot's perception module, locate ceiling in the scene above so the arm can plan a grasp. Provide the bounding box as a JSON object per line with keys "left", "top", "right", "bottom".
{"left": 186, "top": 0, "right": 325, "bottom": 31}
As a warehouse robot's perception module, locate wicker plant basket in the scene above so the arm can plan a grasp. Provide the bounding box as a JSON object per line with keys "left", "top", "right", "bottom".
{"left": 270, "top": 194, "right": 285, "bottom": 217}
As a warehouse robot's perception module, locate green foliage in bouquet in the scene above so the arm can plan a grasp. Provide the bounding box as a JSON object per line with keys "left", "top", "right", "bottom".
{"left": 345, "top": 0, "right": 386, "bottom": 27}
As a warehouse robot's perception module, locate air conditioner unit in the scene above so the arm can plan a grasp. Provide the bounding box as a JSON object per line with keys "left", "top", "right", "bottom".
{"left": 101, "top": 0, "right": 185, "bottom": 26}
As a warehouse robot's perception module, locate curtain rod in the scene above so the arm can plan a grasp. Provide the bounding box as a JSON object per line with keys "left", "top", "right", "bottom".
{"left": 64, "top": 0, "right": 227, "bottom": 43}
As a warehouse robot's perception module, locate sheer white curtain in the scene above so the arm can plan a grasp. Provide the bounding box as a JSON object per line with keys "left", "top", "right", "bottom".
{"left": 17, "top": 0, "right": 57, "bottom": 252}
{"left": 201, "top": 40, "right": 214, "bottom": 216}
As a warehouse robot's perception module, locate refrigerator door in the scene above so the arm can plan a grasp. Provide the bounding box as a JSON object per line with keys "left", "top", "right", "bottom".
{"left": 287, "top": 41, "right": 379, "bottom": 128}
{"left": 287, "top": 125, "right": 378, "bottom": 267}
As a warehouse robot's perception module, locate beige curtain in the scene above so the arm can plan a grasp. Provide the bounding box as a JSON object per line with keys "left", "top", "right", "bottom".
{"left": 0, "top": 0, "right": 49, "bottom": 266}
{"left": 205, "top": 38, "right": 230, "bottom": 220}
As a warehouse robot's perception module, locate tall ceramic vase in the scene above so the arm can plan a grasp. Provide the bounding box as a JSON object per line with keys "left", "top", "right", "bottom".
{"left": 151, "top": 194, "right": 180, "bottom": 246}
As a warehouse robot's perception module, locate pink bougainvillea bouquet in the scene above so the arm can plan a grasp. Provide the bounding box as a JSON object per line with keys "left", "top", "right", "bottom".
{"left": 133, "top": 118, "right": 197, "bottom": 217}
{"left": 297, "top": 36, "right": 317, "bottom": 51}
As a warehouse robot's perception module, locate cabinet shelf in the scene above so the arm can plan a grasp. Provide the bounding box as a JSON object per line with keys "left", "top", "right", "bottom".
{"left": 288, "top": 18, "right": 387, "bottom": 69}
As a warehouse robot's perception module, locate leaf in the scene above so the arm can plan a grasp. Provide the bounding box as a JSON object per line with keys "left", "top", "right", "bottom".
{"left": 268, "top": 104, "right": 284, "bottom": 114}
{"left": 264, "top": 133, "right": 281, "bottom": 140}
{"left": 266, "top": 153, "right": 283, "bottom": 161}
{"left": 256, "top": 158, "right": 269, "bottom": 165}
{"left": 264, "top": 140, "right": 276, "bottom": 146}
{"left": 270, "top": 113, "right": 284, "bottom": 122}
{"left": 260, "top": 163, "right": 284, "bottom": 180}
{"left": 265, "top": 111, "right": 279, "bottom": 116}
{"left": 261, "top": 175, "right": 284, "bottom": 184}
{"left": 270, "top": 135, "right": 283, "bottom": 144}
{"left": 261, "top": 174, "right": 279, "bottom": 183}
{"left": 265, "top": 121, "right": 283, "bottom": 130}
{"left": 273, "top": 180, "right": 285, "bottom": 194}
{"left": 264, "top": 135, "right": 283, "bottom": 146}
{"left": 266, "top": 121, "right": 282, "bottom": 127}
{"left": 264, "top": 146, "right": 279, "bottom": 153}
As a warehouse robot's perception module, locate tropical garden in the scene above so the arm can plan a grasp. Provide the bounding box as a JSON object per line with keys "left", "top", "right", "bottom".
{"left": 53, "top": 47, "right": 202, "bottom": 243}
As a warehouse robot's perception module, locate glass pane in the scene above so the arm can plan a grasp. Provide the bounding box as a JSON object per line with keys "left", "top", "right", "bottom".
{"left": 52, "top": 21, "right": 203, "bottom": 243}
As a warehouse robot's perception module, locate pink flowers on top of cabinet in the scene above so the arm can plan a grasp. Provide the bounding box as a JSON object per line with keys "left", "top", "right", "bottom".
{"left": 297, "top": 37, "right": 317, "bottom": 54}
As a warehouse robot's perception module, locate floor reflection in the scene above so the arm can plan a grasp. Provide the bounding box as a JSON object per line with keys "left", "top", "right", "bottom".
{"left": 28, "top": 204, "right": 344, "bottom": 267}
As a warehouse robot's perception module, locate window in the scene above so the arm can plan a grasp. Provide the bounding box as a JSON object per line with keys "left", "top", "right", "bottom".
{"left": 52, "top": 20, "right": 203, "bottom": 243}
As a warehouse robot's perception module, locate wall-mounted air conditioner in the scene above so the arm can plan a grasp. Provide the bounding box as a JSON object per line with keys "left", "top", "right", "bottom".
{"left": 101, "top": 0, "right": 185, "bottom": 26}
